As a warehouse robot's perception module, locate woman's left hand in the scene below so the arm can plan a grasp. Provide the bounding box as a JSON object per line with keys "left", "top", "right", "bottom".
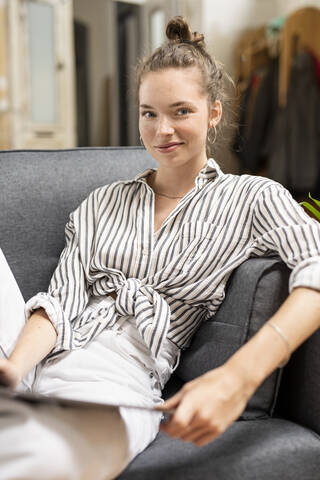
{"left": 158, "top": 364, "right": 256, "bottom": 447}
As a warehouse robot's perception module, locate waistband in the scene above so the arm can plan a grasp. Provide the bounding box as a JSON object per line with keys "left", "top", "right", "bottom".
{"left": 88, "top": 295, "right": 181, "bottom": 389}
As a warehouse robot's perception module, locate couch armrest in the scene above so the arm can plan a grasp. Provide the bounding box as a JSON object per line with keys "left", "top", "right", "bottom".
{"left": 276, "top": 328, "right": 320, "bottom": 435}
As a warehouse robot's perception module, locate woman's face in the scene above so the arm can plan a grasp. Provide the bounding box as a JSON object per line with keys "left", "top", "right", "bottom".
{"left": 139, "top": 66, "right": 221, "bottom": 171}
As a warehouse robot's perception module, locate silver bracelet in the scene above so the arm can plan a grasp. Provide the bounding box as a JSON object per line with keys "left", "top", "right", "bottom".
{"left": 266, "top": 321, "right": 291, "bottom": 368}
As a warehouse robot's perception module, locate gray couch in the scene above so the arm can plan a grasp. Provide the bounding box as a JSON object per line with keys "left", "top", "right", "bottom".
{"left": 1, "top": 147, "right": 319, "bottom": 480}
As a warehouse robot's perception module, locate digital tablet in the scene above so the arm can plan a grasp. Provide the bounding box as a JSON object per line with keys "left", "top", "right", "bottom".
{"left": 0, "top": 386, "right": 175, "bottom": 419}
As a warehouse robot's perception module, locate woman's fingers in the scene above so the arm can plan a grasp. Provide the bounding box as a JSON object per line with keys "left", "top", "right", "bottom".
{"left": 159, "top": 389, "right": 184, "bottom": 410}
{"left": 164, "top": 405, "right": 220, "bottom": 438}
{"left": 160, "top": 391, "right": 198, "bottom": 436}
{"left": 180, "top": 426, "right": 213, "bottom": 441}
{"left": 0, "top": 359, "right": 20, "bottom": 389}
{"left": 158, "top": 365, "right": 252, "bottom": 447}
{"left": 160, "top": 411, "right": 195, "bottom": 437}
{"left": 0, "top": 361, "right": 11, "bottom": 387}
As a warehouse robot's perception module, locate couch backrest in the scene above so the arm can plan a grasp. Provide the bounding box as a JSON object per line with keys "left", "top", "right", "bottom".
{"left": 0, "top": 147, "right": 156, "bottom": 300}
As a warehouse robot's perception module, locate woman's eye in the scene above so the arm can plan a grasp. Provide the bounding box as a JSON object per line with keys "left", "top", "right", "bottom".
{"left": 177, "top": 108, "right": 190, "bottom": 116}
{"left": 141, "top": 111, "right": 155, "bottom": 119}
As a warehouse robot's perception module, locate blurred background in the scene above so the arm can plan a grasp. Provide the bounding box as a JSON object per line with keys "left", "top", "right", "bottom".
{"left": 0, "top": 0, "right": 320, "bottom": 199}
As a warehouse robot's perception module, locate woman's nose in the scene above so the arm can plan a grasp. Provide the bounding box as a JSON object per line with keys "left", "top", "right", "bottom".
{"left": 157, "top": 116, "right": 174, "bottom": 135}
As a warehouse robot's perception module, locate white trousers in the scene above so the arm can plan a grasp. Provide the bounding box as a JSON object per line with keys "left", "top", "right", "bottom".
{"left": 0, "top": 249, "right": 169, "bottom": 480}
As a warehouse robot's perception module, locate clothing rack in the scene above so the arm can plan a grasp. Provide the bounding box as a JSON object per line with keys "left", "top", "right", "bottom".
{"left": 234, "top": 6, "right": 320, "bottom": 107}
{"left": 234, "top": 26, "right": 272, "bottom": 93}
{"left": 232, "top": 6, "right": 320, "bottom": 198}
{"left": 279, "top": 7, "right": 320, "bottom": 107}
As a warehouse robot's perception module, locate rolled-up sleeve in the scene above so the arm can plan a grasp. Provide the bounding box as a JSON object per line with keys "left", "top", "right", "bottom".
{"left": 252, "top": 183, "right": 320, "bottom": 293}
{"left": 25, "top": 191, "right": 97, "bottom": 356}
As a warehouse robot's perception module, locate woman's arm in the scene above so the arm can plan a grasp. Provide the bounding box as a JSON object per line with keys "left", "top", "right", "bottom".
{"left": 23, "top": 190, "right": 98, "bottom": 362}
{"left": 0, "top": 308, "right": 57, "bottom": 389}
{"left": 159, "top": 286, "right": 320, "bottom": 446}
{"left": 0, "top": 190, "right": 100, "bottom": 390}
{"left": 160, "top": 185, "right": 320, "bottom": 445}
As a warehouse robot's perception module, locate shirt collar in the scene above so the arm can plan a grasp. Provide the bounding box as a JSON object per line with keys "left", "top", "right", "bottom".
{"left": 133, "top": 168, "right": 157, "bottom": 182}
{"left": 196, "top": 158, "right": 222, "bottom": 187}
{"left": 132, "top": 157, "right": 222, "bottom": 187}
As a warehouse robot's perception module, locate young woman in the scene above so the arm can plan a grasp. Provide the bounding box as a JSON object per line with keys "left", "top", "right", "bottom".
{"left": 1, "top": 16, "right": 320, "bottom": 480}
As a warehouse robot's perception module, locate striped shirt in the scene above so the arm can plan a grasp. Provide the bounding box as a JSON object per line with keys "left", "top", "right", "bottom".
{"left": 25, "top": 158, "right": 320, "bottom": 364}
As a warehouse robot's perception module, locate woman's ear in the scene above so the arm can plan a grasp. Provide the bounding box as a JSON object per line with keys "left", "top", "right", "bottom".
{"left": 208, "top": 100, "right": 222, "bottom": 128}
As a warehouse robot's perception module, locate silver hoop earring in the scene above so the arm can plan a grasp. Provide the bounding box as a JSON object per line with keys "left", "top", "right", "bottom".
{"left": 207, "top": 126, "right": 217, "bottom": 145}
{"left": 140, "top": 136, "right": 145, "bottom": 148}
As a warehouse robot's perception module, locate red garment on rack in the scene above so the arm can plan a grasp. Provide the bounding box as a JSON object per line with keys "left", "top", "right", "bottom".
{"left": 308, "top": 49, "right": 320, "bottom": 88}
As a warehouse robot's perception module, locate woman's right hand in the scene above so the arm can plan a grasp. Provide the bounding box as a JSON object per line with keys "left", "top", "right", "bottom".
{"left": 0, "top": 358, "right": 21, "bottom": 390}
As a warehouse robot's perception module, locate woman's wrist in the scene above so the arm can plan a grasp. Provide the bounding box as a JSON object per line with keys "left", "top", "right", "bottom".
{"left": 223, "top": 323, "right": 289, "bottom": 397}
{"left": 7, "top": 309, "right": 57, "bottom": 384}
{"left": 223, "top": 355, "right": 260, "bottom": 400}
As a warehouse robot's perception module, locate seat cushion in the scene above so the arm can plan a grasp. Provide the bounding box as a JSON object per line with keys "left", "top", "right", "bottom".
{"left": 117, "top": 418, "right": 320, "bottom": 480}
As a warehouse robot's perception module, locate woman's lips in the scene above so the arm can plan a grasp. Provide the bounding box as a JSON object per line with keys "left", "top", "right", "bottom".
{"left": 155, "top": 142, "right": 183, "bottom": 153}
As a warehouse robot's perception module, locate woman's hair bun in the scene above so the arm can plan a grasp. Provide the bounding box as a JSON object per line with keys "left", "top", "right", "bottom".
{"left": 166, "top": 16, "right": 205, "bottom": 48}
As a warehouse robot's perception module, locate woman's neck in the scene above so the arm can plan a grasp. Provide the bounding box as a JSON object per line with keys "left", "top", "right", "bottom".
{"left": 149, "top": 158, "right": 208, "bottom": 198}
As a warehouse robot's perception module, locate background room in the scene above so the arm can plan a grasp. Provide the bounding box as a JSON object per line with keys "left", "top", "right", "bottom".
{"left": 0, "top": 0, "right": 320, "bottom": 200}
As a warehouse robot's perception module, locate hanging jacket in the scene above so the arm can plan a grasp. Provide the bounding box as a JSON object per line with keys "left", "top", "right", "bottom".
{"left": 265, "top": 51, "right": 320, "bottom": 192}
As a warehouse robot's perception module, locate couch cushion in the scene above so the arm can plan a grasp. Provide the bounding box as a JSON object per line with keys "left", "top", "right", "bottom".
{"left": 0, "top": 147, "right": 156, "bottom": 301}
{"left": 171, "top": 256, "right": 290, "bottom": 419}
{"left": 117, "top": 418, "right": 320, "bottom": 480}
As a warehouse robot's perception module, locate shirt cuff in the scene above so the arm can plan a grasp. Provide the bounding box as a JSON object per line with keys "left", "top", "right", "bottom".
{"left": 289, "top": 256, "right": 320, "bottom": 293}
{"left": 24, "top": 292, "right": 72, "bottom": 356}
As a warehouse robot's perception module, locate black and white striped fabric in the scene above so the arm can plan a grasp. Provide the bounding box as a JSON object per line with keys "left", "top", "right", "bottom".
{"left": 25, "top": 159, "right": 320, "bottom": 362}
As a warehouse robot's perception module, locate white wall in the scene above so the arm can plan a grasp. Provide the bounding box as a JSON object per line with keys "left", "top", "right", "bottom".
{"left": 278, "top": 0, "right": 320, "bottom": 16}
{"left": 201, "top": 0, "right": 279, "bottom": 76}
{"left": 201, "top": 0, "right": 320, "bottom": 77}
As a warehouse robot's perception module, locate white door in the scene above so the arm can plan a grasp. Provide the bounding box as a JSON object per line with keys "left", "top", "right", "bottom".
{"left": 8, "top": 0, "right": 76, "bottom": 148}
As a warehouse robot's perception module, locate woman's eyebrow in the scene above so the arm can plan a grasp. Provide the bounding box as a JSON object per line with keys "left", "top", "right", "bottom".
{"left": 140, "top": 101, "right": 195, "bottom": 109}
{"left": 169, "top": 101, "right": 194, "bottom": 107}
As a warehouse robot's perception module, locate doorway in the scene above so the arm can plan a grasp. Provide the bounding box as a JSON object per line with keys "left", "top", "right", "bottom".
{"left": 116, "top": 1, "right": 142, "bottom": 146}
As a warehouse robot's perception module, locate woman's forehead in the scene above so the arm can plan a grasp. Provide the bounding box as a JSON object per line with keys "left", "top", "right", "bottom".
{"left": 139, "top": 67, "right": 205, "bottom": 104}
{"left": 140, "top": 66, "right": 202, "bottom": 86}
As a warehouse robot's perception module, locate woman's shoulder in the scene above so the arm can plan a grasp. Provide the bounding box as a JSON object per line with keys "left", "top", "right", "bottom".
{"left": 69, "top": 178, "right": 139, "bottom": 218}
{"left": 220, "top": 171, "right": 286, "bottom": 197}
{"left": 87, "top": 177, "right": 140, "bottom": 202}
